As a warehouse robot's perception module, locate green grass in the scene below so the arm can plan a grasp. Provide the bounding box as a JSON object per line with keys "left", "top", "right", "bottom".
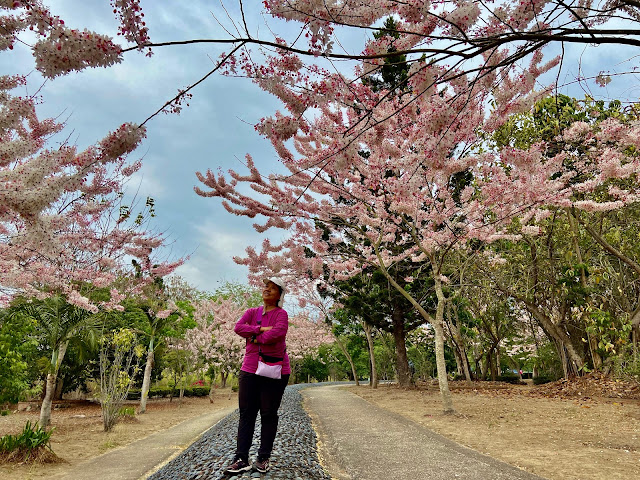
{"left": 118, "top": 406, "right": 136, "bottom": 417}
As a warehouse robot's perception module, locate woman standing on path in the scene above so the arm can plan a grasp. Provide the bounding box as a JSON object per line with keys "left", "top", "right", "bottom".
{"left": 224, "top": 278, "right": 290, "bottom": 475}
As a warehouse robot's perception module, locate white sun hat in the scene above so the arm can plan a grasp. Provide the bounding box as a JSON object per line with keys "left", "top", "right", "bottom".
{"left": 263, "top": 277, "right": 286, "bottom": 307}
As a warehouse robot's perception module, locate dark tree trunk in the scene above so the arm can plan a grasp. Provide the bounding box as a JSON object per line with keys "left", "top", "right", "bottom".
{"left": 53, "top": 377, "right": 64, "bottom": 400}
{"left": 392, "top": 302, "right": 411, "bottom": 387}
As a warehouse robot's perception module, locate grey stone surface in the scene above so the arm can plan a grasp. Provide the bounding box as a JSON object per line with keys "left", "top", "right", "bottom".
{"left": 148, "top": 384, "right": 331, "bottom": 480}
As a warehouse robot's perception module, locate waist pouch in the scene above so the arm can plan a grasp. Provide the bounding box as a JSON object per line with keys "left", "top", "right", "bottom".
{"left": 256, "top": 349, "right": 284, "bottom": 379}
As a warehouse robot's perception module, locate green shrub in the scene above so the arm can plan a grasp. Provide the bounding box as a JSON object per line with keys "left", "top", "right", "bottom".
{"left": 497, "top": 373, "right": 524, "bottom": 385}
{"left": 231, "top": 385, "right": 239, "bottom": 392}
{"left": 0, "top": 421, "right": 54, "bottom": 461}
{"left": 149, "top": 387, "right": 170, "bottom": 398}
{"left": 533, "top": 375, "right": 556, "bottom": 385}
{"left": 189, "top": 386, "right": 210, "bottom": 397}
{"left": 118, "top": 406, "right": 135, "bottom": 417}
{"left": 1, "top": 410, "right": 10, "bottom": 416}
{"left": 612, "top": 345, "right": 640, "bottom": 380}
{"left": 126, "top": 385, "right": 212, "bottom": 400}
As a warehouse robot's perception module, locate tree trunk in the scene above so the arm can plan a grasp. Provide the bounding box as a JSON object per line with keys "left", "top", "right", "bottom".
{"left": 374, "top": 256, "right": 454, "bottom": 413}
{"left": 139, "top": 338, "right": 155, "bottom": 414}
{"left": 40, "top": 373, "right": 56, "bottom": 428}
{"left": 524, "top": 301, "right": 584, "bottom": 373}
{"left": 335, "top": 335, "right": 359, "bottom": 386}
{"left": 391, "top": 303, "right": 411, "bottom": 387}
{"left": 40, "top": 341, "right": 68, "bottom": 428}
{"left": 53, "top": 377, "right": 64, "bottom": 400}
{"left": 362, "top": 321, "right": 378, "bottom": 388}
{"left": 629, "top": 302, "right": 640, "bottom": 349}
{"left": 433, "top": 276, "right": 455, "bottom": 413}
{"left": 209, "top": 378, "right": 216, "bottom": 404}
{"left": 221, "top": 371, "right": 228, "bottom": 388}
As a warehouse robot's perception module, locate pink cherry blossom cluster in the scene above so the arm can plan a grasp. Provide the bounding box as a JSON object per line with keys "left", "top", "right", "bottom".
{"left": 33, "top": 26, "right": 122, "bottom": 79}
{"left": 286, "top": 312, "right": 334, "bottom": 360}
{"left": 196, "top": 6, "right": 640, "bottom": 296}
{"left": 110, "top": 0, "right": 151, "bottom": 53}
{"left": 1, "top": 0, "right": 151, "bottom": 78}
{"left": 0, "top": 76, "right": 182, "bottom": 310}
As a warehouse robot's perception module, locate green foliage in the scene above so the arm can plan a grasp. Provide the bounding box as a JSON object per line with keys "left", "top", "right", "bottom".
{"left": 531, "top": 343, "right": 564, "bottom": 380}
{"left": 212, "top": 281, "right": 263, "bottom": 307}
{"left": 533, "top": 375, "right": 556, "bottom": 385}
{"left": 298, "top": 355, "right": 329, "bottom": 382}
{"left": 0, "top": 308, "right": 38, "bottom": 404}
{"left": 373, "top": 334, "right": 397, "bottom": 380}
{"left": 406, "top": 329, "right": 437, "bottom": 381}
{"left": 584, "top": 308, "right": 632, "bottom": 358}
{"left": 497, "top": 373, "right": 525, "bottom": 385}
{"left": 558, "top": 264, "right": 592, "bottom": 307}
{"left": 493, "top": 95, "right": 632, "bottom": 150}
{"left": 0, "top": 421, "right": 54, "bottom": 460}
{"left": 118, "top": 406, "right": 136, "bottom": 417}
{"left": 363, "top": 17, "right": 410, "bottom": 94}
{"left": 1, "top": 410, "right": 10, "bottom": 416}
{"left": 612, "top": 344, "right": 640, "bottom": 379}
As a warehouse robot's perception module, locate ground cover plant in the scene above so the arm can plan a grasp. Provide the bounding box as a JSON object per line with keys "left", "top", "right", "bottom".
{"left": 0, "top": 420, "right": 57, "bottom": 464}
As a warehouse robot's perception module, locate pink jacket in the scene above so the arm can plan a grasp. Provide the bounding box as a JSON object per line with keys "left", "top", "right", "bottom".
{"left": 234, "top": 306, "right": 291, "bottom": 375}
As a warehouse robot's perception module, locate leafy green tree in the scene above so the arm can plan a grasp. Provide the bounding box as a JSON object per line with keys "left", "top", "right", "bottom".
{"left": 9, "top": 295, "right": 99, "bottom": 427}
{"left": 481, "top": 96, "right": 640, "bottom": 376}
{"left": 298, "top": 354, "right": 330, "bottom": 382}
{"left": 0, "top": 307, "right": 38, "bottom": 405}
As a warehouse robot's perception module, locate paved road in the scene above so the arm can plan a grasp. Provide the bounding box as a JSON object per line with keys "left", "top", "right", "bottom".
{"left": 303, "top": 384, "right": 546, "bottom": 480}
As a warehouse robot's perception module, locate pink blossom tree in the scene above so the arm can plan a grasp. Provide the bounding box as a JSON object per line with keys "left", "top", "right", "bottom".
{"left": 186, "top": 297, "right": 247, "bottom": 389}
{"left": 195, "top": 27, "right": 640, "bottom": 412}
{"left": 286, "top": 311, "right": 335, "bottom": 361}
{"left": 0, "top": 74, "right": 183, "bottom": 309}
{"left": 195, "top": 45, "right": 564, "bottom": 411}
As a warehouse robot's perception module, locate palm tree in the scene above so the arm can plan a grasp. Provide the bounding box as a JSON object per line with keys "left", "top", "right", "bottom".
{"left": 12, "top": 295, "right": 98, "bottom": 428}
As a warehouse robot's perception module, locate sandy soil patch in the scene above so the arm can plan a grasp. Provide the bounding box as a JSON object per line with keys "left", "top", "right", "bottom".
{"left": 348, "top": 379, "right": 639, "bottom": 480}
{"left": 0, "top": 389, "right": 237, "bottom": 480}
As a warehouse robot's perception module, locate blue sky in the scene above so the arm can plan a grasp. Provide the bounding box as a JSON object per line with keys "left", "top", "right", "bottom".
{"left": 3, "top": 2, "right": 637, "bottom": 294}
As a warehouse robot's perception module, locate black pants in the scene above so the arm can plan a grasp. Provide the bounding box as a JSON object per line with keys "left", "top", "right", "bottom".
{"left": 235, "top": 370, "right": 290, "bottom": 462}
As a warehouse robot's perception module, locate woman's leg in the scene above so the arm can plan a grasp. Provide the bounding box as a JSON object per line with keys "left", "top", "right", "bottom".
{"left": 235, "top": 371, "right": 260, "bottom": 461}
{"left": 257, "top": 374, "right": 290, "bottom": 460}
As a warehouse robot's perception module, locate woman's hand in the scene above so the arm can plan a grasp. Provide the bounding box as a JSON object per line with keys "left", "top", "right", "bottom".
{"left": 259, "top": 326, "right": 273, "bottom": 333}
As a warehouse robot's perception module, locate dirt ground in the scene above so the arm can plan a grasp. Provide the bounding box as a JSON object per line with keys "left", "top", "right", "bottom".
{"left": 348, "top": 375, "right": 640, "bottom": 480}
{"left": 0, "top": 389, "right": 237, "bottom": 480}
